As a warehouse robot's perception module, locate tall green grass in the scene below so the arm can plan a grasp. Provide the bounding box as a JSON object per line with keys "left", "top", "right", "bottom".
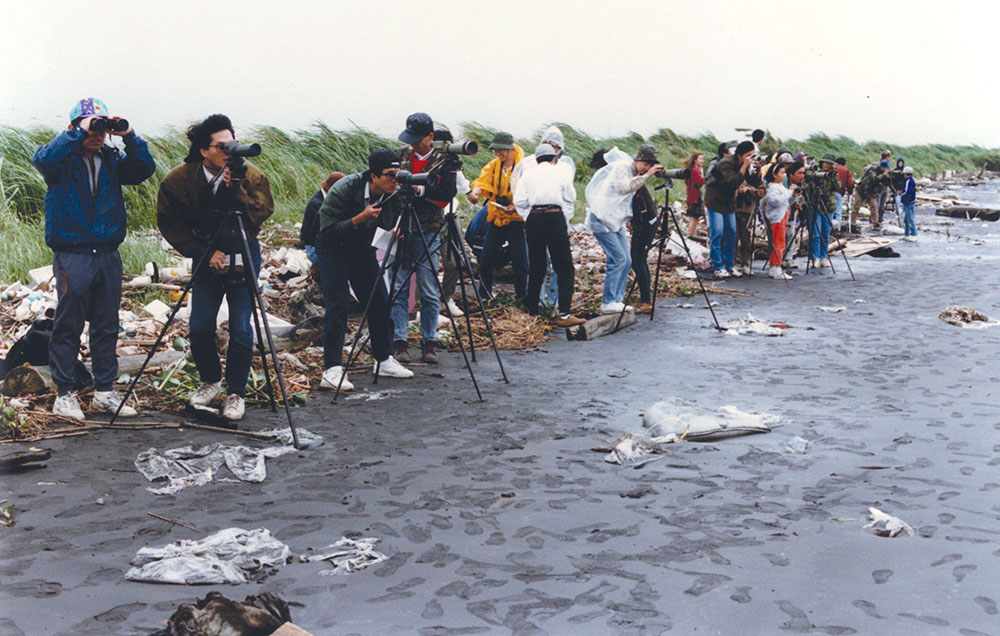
{"left": 2, "top": 122, "right": 998, "bottom": 284}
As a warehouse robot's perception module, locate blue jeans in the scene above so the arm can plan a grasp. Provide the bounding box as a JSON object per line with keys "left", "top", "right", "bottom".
{"left": 189, "top": 242, "right": 262, "bottom": 397}
{"left": 542, "top": 257, "right": 559, "bottom": 306}
{"left": 903, "top": 202, "right": 917, "bottom": 236}
{"left": 706, "top": 207, "right": 736, "bottom": 270}
{"left": 304, "top": 244, "right": 319, "bottom": 263}
{"left": 833, "top": 193, "right": 843, "bottom": 227}
{"left": 592, "top": 226, "right": 631, "bottom": 304}
{"left": 388, "top": 230, "right": 440, "bottom": 343}
{"left": 810, "top": 212, "right": 831, "bottom": 260}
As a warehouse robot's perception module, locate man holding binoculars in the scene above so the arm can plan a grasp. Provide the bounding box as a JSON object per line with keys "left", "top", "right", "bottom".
{"left": 157, "top": 113, "right": 275, "bottom": 422}
{"left": 32, "top": 98, "right": 156, "bottom": 421}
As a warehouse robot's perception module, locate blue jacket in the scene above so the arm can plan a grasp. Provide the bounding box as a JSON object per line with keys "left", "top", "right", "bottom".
{"left": 900, "top": 176, "right": 916, "bottom": 204}
{"left": 32, "top": 127, "right": 156, "bottom": 252}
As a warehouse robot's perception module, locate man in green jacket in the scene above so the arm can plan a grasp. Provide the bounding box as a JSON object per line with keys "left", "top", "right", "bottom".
{"left": 315, "top": 149, "right": 414, "bottom": 392}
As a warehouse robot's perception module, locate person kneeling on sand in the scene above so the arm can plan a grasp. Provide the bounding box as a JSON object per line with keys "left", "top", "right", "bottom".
{"left": 315, "top": 149, "right": 414, "bottom": 392}
{"left": 514, "top": 144, "right": 585, "bottom": 327}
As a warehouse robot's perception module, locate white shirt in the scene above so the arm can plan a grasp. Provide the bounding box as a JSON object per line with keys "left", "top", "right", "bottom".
{"left": 511, "top": 155, "right": 575, "bottom": 222}
{"left": 203, "top": 164, "right": 223, "bottom": 195}
{"left": 83, "top": 153, "right": 102, "bottom": 194}
{"left": 513, "top": 160, "right": 576, "bottom": 222}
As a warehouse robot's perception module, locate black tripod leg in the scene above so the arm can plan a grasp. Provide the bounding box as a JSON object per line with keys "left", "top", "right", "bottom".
{"left": 449, "top": 218, "right": 478, "bottom": 362}
{"left": 234, "top": 217, "right": 301, "bottom": 449}
{"left": 109, "top": 242, "right": 217, "bottom": 426}
{"left": 614, "top": 276, "right": 639, "bottom": 333}
{"left": 818, "top": 203, "right": 855, "bottom": 281}
{"left": 247, "top": 289, "right": 277, "bottom": 412}
{"left": 650, "top": 210, "right": 668, "bottom": 321}
{"left": 451, "top": 214, "right": 509, "bottom": 383}
{"left": 668, "top": 207, "right": 723, "bottom": 331}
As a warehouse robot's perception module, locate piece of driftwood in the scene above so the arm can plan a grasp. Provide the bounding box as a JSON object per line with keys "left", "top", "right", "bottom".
{"left": 271, "top": 624, "right": 315, "bottom": 636}
{"left": 0, "top": 449, "right": 51, "bottom": 472}
{"left": 2, "top": 350, "right": 185, "bottom": 396}
{"left": 828, "top": 236, "right": 901, "bottom": 258}
{"left": 566, "top": 309, "right": 637, "bottom": 341}
{"left": 935, "top": 207, "right": 1000, "bottom": 222}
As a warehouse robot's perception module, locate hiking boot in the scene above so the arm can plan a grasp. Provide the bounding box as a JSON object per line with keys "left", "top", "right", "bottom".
{"left": 421, "top": 340, "right": 439, "bottom": 364}
{"left": 190, "top": 381, "right": 222, "bottom": 407}
{"left": 554, "top": 314, "right": 586, "bottom": 327}
{"left": 92, "top": 390, "right": 137, "bottom": 417}
{"left": 393, "top": 340, "right": 410, "bottom": 363}
{"left": 320, "top": 366, "right": 354, "bottom": 392}
{"left": 375, "top": 356, "right": 414, "bottom": 378}
{"left": 222, "top": 394, "right": 244, "bottom": 421}
{"left": 53, "top": 392, "right": 85, "bottom": 421}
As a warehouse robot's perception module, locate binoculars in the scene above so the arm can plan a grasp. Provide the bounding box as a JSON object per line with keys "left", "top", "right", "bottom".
{"left": 88, "top": 118, "right": 129, "bottom": 133}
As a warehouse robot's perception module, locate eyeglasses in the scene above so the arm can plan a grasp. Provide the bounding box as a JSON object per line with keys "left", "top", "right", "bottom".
{"left": 381, "top": 170, "right": 399, "bottom": 180}
{"left": 208, "top": 142, "right": 229, "bottom": 152}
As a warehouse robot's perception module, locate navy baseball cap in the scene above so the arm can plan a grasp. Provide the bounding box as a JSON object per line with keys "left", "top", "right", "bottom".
{"left": 398, "top": 112, "right": 433, "bottom": 145}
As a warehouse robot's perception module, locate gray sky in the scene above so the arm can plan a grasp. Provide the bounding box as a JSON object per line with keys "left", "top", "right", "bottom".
{"left": 3, "top": 0, "right": 998, "bottom": 147}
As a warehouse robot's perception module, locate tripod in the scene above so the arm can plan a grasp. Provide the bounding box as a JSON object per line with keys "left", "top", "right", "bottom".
{"left": 332, "top": 188, "right": 507, "bottom": 402}
{"left": 110, "top": 159, "right": 301, "bottom": 448}
{"left": 614, "top": 184, "right": 723, "bottom": 333}
{"left": 802, "top": 188, "right": 855, "bottom": 281}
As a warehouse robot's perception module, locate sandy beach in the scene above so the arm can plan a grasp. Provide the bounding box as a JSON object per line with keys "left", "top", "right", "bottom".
{"left": 2, "top": 190, "right": 1000, "bottom": 635}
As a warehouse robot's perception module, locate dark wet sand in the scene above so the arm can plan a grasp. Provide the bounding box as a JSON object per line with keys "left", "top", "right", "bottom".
{"left": 2, "top": 202, "right": 999, "bottom": 635}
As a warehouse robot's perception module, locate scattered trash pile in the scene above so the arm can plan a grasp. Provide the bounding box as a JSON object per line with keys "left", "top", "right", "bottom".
{"left": 603, "top": 398, "right": 777, "bottom": 466}
{"left": 938, "top": 305, "right": 998, "bottom": 328}
{"left": 126, "top": 526, "right": 388, "bottom": 585}
{"left": 152, "top": 591, "right": 298, "bottom": 636}
{"left": 864, "top": 507, "right": 914, "bottom": 538}
{"left": 722, "top": 314, "right": 787, "bottom": 336}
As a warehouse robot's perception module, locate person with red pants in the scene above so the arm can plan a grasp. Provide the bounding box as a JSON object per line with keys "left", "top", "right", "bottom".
{"left": 760, "top": 161, "right": 802, "bottom": 280}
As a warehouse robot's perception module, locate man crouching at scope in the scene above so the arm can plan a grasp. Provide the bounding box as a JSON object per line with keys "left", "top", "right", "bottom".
{"left": 315, "top": 149, "right": 415, "bottom": 392}
{"left": 156, "top": 114, "right": 274, "bottom": 422}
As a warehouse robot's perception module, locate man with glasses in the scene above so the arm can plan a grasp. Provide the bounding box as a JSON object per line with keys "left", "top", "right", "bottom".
{"left": 157, "top": 113, "right": 274, "bottom": 422}
{"left": 315, "top": 149, "right": 414, "bottom": 392}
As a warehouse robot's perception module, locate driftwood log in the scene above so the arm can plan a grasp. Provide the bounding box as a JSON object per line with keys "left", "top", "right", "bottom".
{"left": 828, "top": 236, "right": 902, "bottom": 258}
{"left": 566, "top": 309, "right": 637, "bottom": 341}
{"left": 935, "top": 207, "right": 1000, "bottom": 222}
{"left": 0, "top": 449, "right": 51, "bottom": 472}
{"left": 2, "top": 350, "right": 185, "bottom": 396}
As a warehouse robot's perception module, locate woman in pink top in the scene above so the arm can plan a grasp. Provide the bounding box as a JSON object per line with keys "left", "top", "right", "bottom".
{"left": 684, "top": 151, "right": 705, "bottom": 236}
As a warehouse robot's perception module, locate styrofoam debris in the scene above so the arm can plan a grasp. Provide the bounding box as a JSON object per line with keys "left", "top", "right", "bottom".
{"left": 301, "top": 537, "right": 388, "bottom": 575}
{"left": 864, "top": 507, "right": 914, "bottom": 538}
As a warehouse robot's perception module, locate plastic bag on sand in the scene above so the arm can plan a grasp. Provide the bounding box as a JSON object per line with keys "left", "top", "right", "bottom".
{"left": 302, "top": 537, "right": 388, "bottom": 575}
{"left": 260, "top": 426, "right": 325, "bottom": 449}
{"left": 126, "top": 528, "right": 292, "bottom": 584}
{"left": 642, "top": 397, "right": 777, "bottom": 442}
{"left": 723, "top": 314, "right": 785, "bottom": 336}
{"left": 603, "top": 433, "right": 668, "bottom": 467}
{"left": 938, "top": 305, "right": 999, "bottom": 329}
{"left": 864, "top": 507, "right": 914, "bottom": 538}
{"left": 135, "top": 443, "right": 297, "bottom": 495}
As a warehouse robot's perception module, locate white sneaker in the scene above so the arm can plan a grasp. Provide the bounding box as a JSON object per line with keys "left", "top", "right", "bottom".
{"left": 222, "top": 394, "right": 245, "bottom": 421}
{"left": 783, "top": 259, "right": 798, "bottom": 270}
{"left": 728, "top": 268, "right": 742, "bottom": 278}
{"left": 740, "top": 265, "right": 753, "bottom": 276}
{"left": 190, "top": 381, "right": 222, "bottom": 407}
{"left": 320, "top": 366, "right": 354, "bottom": 391}
{"left": 817, "top": 258, "right": 831, "bottom": 268}
{"left": 600, "top": 302, "right": 625, "bottom": 314}
{"left": 445, "top": 299, "right": 464, "bottom": 317}
{"left": 714, "top": 269, "right": 730, "bottom": 279}
{"left": 53, "top": 392, "right": 85, "bottom": 421}
{"left": 769, "top": 266, "right": 793, "bottom": 280}
{"left": 903, "top": 235, "right": 918, "bottom": 242}
{"left": 92, "top": 390, "right": 137, "bottom": 417}
{"left": 375, "top": 355, "right": 414, "bottom": 378}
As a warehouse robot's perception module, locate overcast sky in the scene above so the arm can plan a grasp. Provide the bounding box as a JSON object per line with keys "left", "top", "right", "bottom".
{"left": 3, "top": 0, "right": 998, "bottom": 148}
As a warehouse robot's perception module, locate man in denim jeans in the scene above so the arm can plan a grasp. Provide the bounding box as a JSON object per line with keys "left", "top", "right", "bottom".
{"left": 157, "top": 114, "right": 274, "bottom": 422}
{"left": 703, "top": 140, "right": 760, "bottom": 279}
{"left": 390, "top": 113, "right": 458, "bottom": 364}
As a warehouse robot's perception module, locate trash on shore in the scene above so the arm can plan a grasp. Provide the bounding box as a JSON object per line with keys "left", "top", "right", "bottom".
{"left": 642, "top": 397, "right": 777, "bottom": 441}
{"left": 135, "top": 442, "right": 299, "bottom": 495}
{"left": 722, "top": 314, "right": 786, "bottom": 336}
{"left": 259, "top": 426, "right": 325, "bottom": 449}
{"left": 603, "top": 433, "right": 670, "bottom": 467}
{"left": 817, "top": 306, "right": 846, "bottom": 313}
{"left": 864, "top": 507, "right": 914, "bottom": 538}
{"left": 300, "top": 536, "right": 388, "bottom": 575}
{"left": 938, "top": 305, "right": 998, "bottom": 328}
{"left": 785, "top": 436, "right": 809, "bottom": 454}
{"left": 126, "top": 527, "right": 293, "bottom": 584}
{"left": 150, "top": 591, "right": 298, "bottom": 636}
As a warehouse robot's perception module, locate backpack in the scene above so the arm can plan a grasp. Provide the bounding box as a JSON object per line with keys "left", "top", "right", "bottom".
{"left": 0, "top": 318, "right": 93, "bottom": 389}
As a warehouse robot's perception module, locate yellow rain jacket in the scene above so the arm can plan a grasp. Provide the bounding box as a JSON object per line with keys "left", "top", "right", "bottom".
{"left": 471, "top": 144, "right": 525, "bottom": 227}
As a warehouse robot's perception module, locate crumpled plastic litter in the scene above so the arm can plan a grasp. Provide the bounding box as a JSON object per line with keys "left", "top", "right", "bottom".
{"left": 938, "top": 305, "right": 998, "bottom": 329}
{"left": 126, "top": 527, "right": 293, "bottom": 584}
{"left": 864, "top": 507, "right": 914, "bottom": 538}
{"left": 135, "top": 441, "right": 301, "bottom": 495}
{"left": 817, "top": 306, "right": 846, "bottom": 313}
{"left": 723, "top": 314, "right": 786, "bottom": 336}
{"left": 603, "top": 433, "right": 668, "bottom": 467}
{"left": 258, "top": 426, "right": 325, "bottom": 449}
{"left": 642, "top": 397, "right": 777, "bottom": 442}
{"left": 301, "top": 537, "right": 388, "bottom": 575}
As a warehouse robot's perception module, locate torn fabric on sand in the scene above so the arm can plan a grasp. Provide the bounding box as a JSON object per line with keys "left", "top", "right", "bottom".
{"left": 864, "top": 507, "right": 914, "bottom": 538}
{"left": 126, "top": 528, "right": 293, "bottom": 584}
{"left": 301, "top": 537, "right": 388, "bottom": 575}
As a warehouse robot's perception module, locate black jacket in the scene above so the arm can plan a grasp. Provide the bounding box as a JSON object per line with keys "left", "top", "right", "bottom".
{"left": 300, "top": 189, "right": 324, "bottom": 247}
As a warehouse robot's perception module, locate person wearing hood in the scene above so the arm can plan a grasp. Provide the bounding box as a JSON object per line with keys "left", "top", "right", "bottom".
{"left": 468, "top": 132, "right": 528, "bottom": 301}
{"left": 514, "top": 143, "right": 584, "bottom": 327}
{"left": 899, "top": 166, "right": 918, "bottom": 240}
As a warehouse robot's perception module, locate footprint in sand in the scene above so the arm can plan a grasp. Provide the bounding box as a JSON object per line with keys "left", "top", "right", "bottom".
{"left": 730, "top": 587, "right": 752, "bottom": 603}
{"left": 974, "top": 596, "right": 998, "bottom": 615}
{"left": 931, "top": 553, "right": 962, "bottom": 567}
{"left": 852, "top": 600, "right": 883, "bottom": 618}
{"left": 952, "top": 564, "right": 977, "bottom": 582}
{"left": 872, "top": 569, "right": 893, "bottom": 584}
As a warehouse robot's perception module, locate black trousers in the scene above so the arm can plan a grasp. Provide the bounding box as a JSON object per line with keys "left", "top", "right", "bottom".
{"left": 630, "top": 218, "right": 655, "bottom": 303}
{"left": 50, "top": 250, "right": 122, "bottom": 393}
{"left": 478, "top": 220, "right": 527, "bottom": 298}
{"left": 317, "top": 229, "right": 392, "bottom": 369}
{"left": 525, "top": 213, "right": 575, "bottom": 315}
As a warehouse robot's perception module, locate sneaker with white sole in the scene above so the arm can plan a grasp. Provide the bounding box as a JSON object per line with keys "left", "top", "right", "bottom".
{"left": 222, "top": 394, "right": 244, "bottom": 421}
{"left": 728, "top": 268, "right": 742, "bottom": 278}
{"left": 92, "top": 390, "right": 137, "bottom": 417}
{"left": 53, "top": 392, "right": 85, "bottom": 421}
{"left": 320, "top": 366, "right": 354, "bottom": 392}
{"left": 599, "top": 302, "right": 625, "bottom": 314}
{"left": 190, "top": 381, "right": 222, "bottom": 407}
{"left": 445, "top": 299, "right": 464, "bottom": 317}
{"left": 769, "top": 266, "right": 793, "bottom": 280}
{"left": 375, "top": 355, "right": 414, "bottom": 378}
{"left": 715, "top": 269, "right": 730, "bottom": 278}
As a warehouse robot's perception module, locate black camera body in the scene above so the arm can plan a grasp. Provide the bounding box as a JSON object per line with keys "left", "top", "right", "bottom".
{"left": 88, "top": 118, "right": 129, "bottom": 133}
{"left": 395, "top": 170, "right": 431, "bottom": 187}
{"left": 494, "top": 194, "right": 512, "bottom": 207}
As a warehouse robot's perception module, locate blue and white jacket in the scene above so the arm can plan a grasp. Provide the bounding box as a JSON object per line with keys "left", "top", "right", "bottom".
{"left": 32, "top": 127, "right": 155, "bottom": 252}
